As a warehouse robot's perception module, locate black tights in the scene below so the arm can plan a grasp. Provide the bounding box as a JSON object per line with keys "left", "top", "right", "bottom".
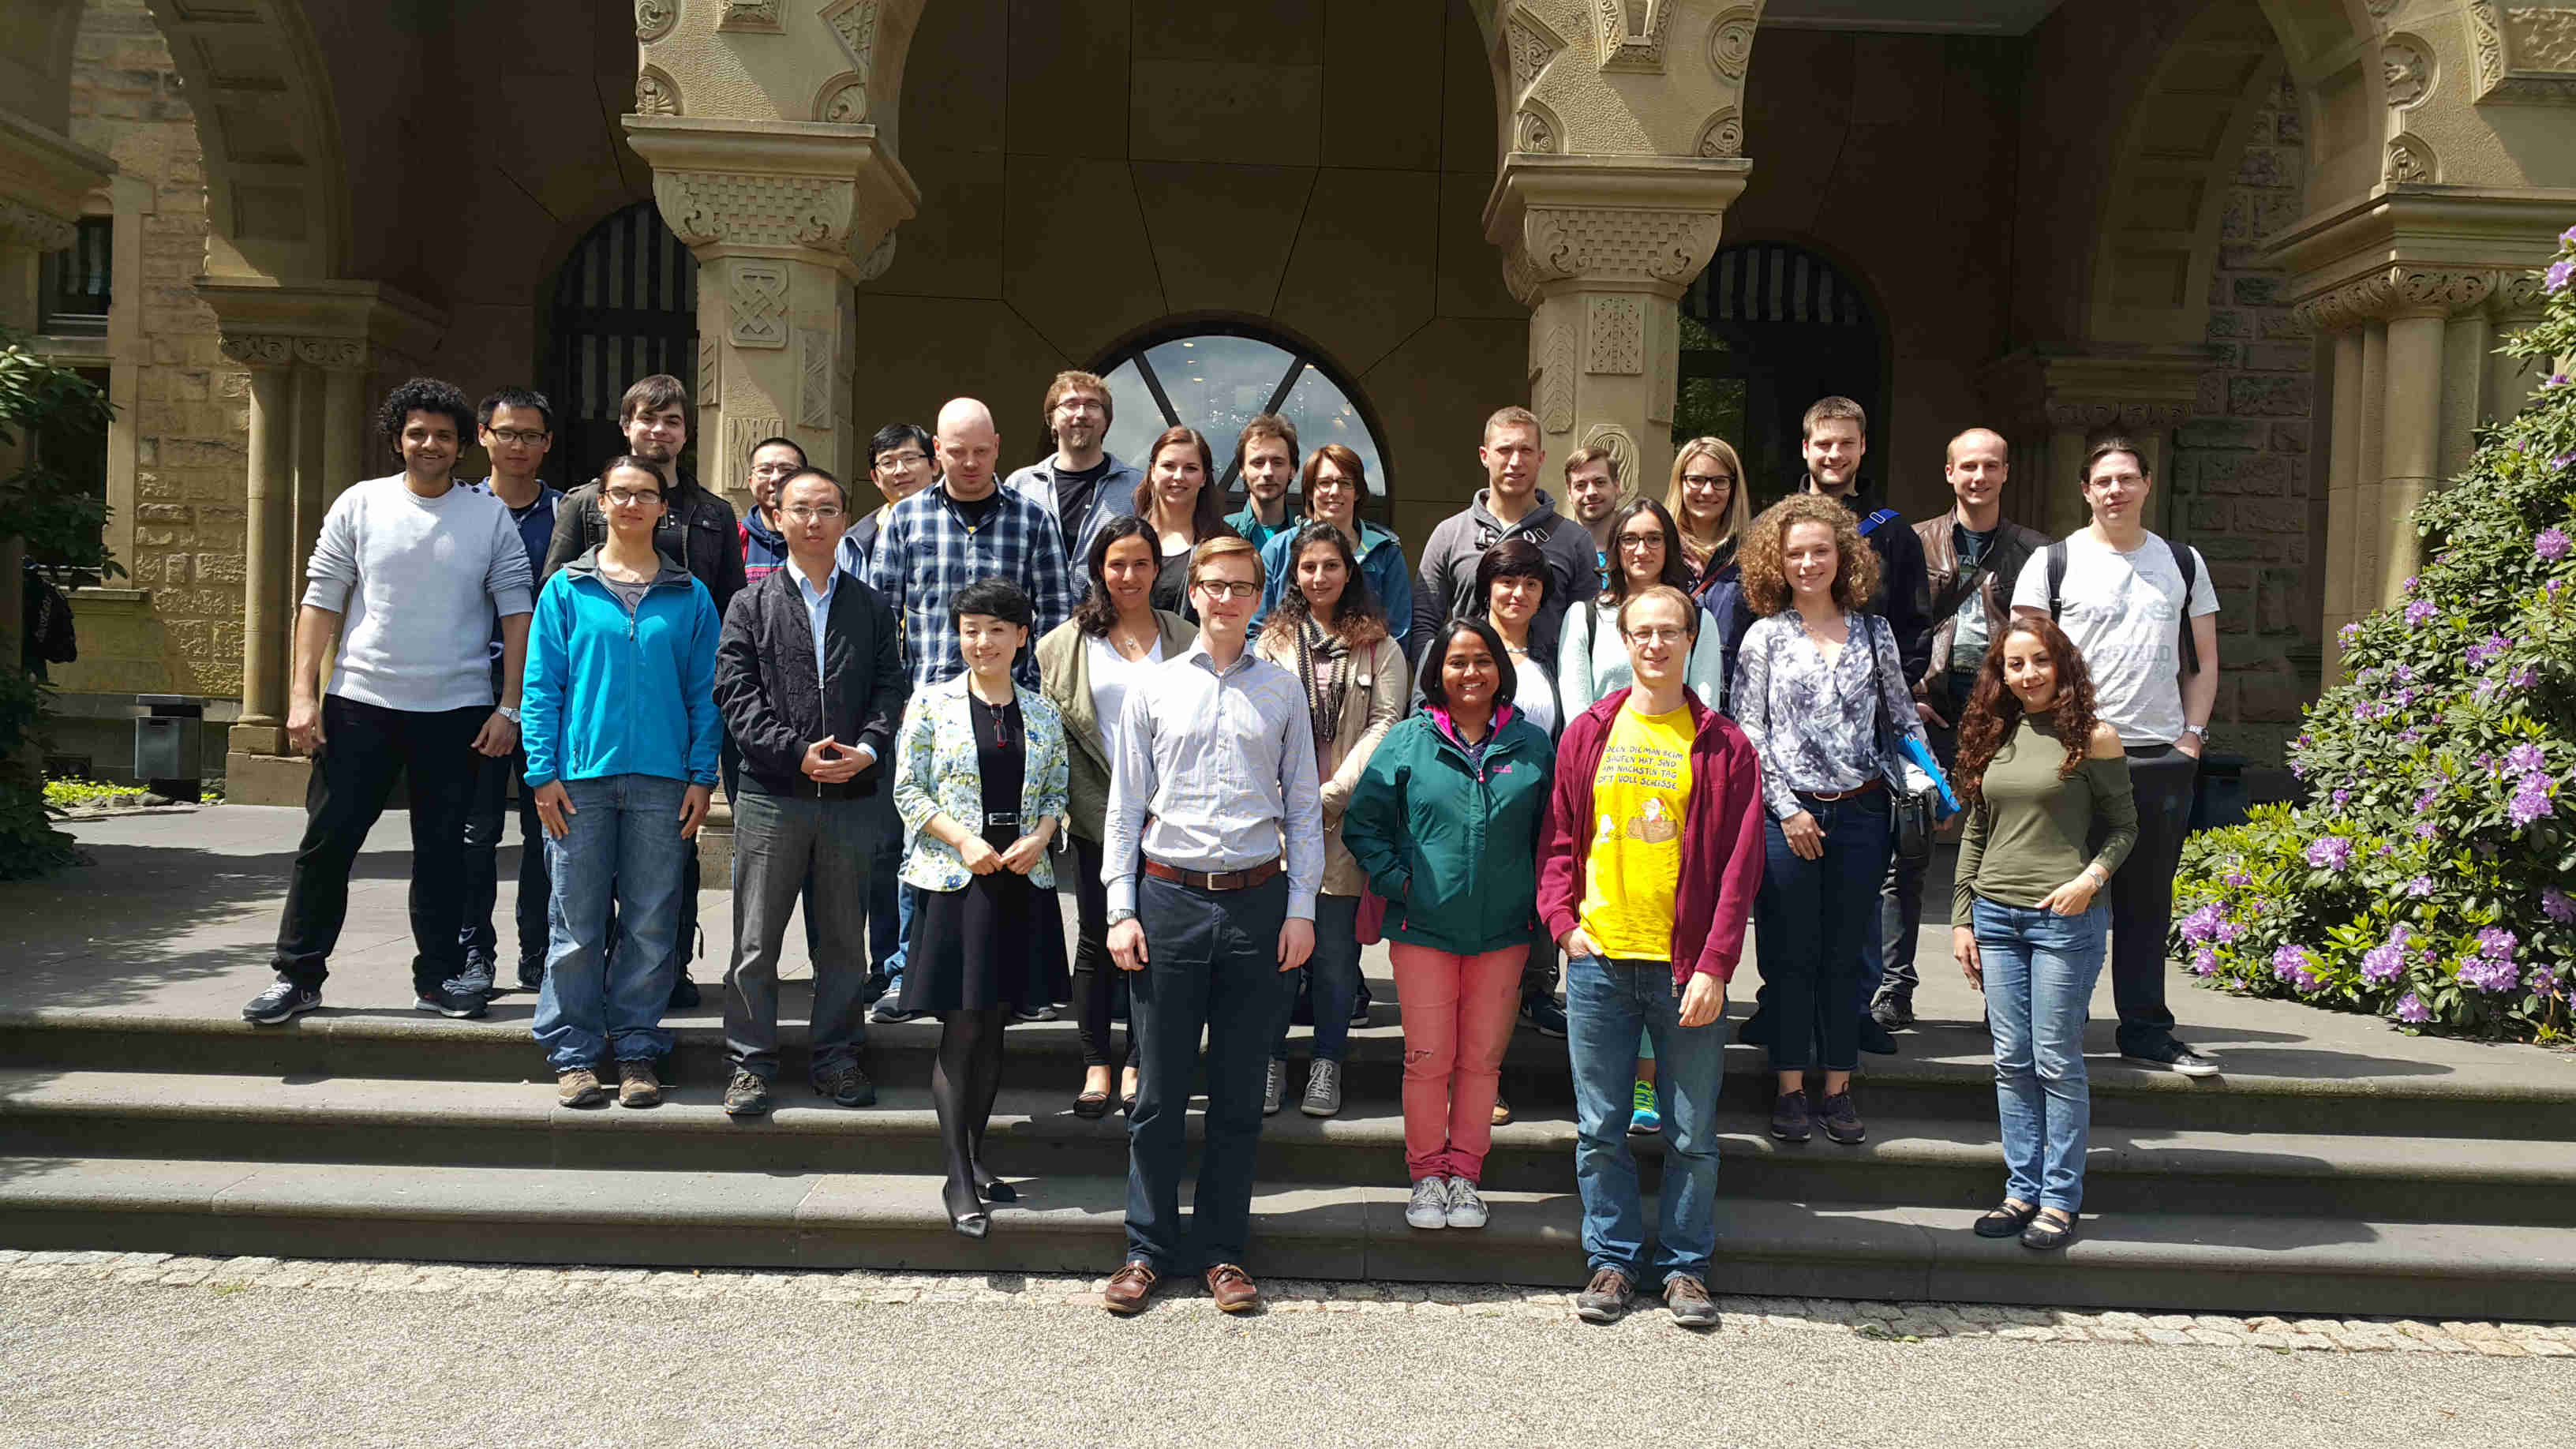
{"left": 934, "top": 1006, "right": 1009, "bottom": 1218}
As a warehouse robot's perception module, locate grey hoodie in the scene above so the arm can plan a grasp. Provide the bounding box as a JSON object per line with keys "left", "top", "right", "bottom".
{"left": 1407, "top": 487, "right": 1598, "bottom": 665}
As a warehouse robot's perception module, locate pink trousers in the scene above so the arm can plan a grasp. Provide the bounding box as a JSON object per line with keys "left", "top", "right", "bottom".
{"left": 1390, "top": 941, "right": 1530, "bottom": 1182}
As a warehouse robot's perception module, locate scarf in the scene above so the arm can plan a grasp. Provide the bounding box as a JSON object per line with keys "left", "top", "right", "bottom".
{"left": 1293, "top": 617, "right": 1357, "bottom": 759}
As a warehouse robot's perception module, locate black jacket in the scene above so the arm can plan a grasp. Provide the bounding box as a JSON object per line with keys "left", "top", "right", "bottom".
{"left": 544, "top": 467, "right": 749, "bottom": 620}
{"left": 1795, "top": 474, "right": 1933, "bottom": 687}
{"left": 713, "top": 564, "right": 908, "bottom": 800}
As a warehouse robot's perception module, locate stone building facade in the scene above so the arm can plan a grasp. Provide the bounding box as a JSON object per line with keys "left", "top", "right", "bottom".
{"left": 2, "top": 0, "right": 2571, "bottom": 801}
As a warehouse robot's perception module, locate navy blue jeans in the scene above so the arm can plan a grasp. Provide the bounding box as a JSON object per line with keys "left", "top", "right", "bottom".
{"left": 1274, "top": 893, "right": 1362, "bottom": 1063}
{"left": 1754, "top": 789, "right": 1892, "bottom": 1073}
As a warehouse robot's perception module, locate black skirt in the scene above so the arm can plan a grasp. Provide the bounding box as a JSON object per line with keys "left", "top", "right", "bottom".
{"left": 897, "top": 695, "right": 1070, "bottom": 1014}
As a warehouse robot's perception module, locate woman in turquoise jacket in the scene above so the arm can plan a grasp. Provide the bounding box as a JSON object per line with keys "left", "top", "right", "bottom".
{"left": 521, "top": 455, "right": 722, "bottom": 1111}
{"left": 1342, "top": 616, "right": 1553, "bottom": 1234}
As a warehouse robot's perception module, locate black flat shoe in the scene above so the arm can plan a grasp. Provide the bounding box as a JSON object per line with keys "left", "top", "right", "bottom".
{"left": 975, "top": 1169, "right": 1019, "bottom": 1204}
{"left": 1073, "top": 1091, "right": 1112, "bottom": 1120}
{"left": 945, "top": 1181, "right": 990, "bottom": 1238}
{"left": 1975, "top": 1200, "right": 2039, "bottom": 1238}
{"left": 2021, "top": 1209, "right": 2077, "bottom": 1251}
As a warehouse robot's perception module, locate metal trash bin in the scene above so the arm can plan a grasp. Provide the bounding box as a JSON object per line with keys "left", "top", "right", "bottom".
{"left": 134, "top": 695, "right": 204, "bottom": 802}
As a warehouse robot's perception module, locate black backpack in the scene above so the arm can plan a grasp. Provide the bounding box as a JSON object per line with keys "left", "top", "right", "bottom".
{"left": 2044, "top": 534, "right": 2200, "bottom": 676}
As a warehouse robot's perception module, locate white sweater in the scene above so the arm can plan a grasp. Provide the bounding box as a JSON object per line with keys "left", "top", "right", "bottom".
{"left": 300, "top": 475, "right": 536, "bottom": 713}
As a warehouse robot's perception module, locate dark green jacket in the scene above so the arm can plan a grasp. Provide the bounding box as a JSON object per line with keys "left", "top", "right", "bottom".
{"left": 1341, "top": 707, "right": 1554, "bottom": 956}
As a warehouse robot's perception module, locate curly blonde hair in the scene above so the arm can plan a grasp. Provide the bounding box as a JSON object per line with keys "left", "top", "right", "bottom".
{"left": 1736, "top": 493, "right": 1881, "bottom": 617}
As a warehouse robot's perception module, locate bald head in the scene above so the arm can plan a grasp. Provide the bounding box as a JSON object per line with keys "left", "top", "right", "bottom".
{"left": 1944, "top": 426, "right": 2009, "bottom": 526}
{"left": 935, "top": 397, "right": 1001, "bottom": 500}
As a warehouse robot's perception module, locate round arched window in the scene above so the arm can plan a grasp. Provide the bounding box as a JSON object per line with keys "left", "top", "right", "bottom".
{"left": 1095, "top": 327, "right": 1389, "bottom": 514}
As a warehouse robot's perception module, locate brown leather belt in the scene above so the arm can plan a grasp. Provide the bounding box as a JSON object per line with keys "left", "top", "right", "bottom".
{"left": 1798, "top": 778, "right": 1885, "bottom": 803}
{"left": 1144, "top": 856, "right": 1283, "bottom": 892}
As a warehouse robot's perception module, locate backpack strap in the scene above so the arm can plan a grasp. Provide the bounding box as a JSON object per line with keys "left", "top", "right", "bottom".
{"left": 2166, "top": 535, "right": 2201, "bottom": 676}
{"left": 2045, "top": 539, "right": 2068, "bottom": 621}
{"left": 1859, "top": 507, "right": 1900, "bottom": 538}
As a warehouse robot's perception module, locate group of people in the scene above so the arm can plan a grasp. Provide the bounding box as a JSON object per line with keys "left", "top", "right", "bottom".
{"left": 238, "top": 364, "right": 2221, "bottom": 1324}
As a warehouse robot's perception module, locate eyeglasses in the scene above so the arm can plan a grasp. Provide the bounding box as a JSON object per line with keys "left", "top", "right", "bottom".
{"left": 1054, "top": 399, "right": 1106, "bottom": 415}
{"left": 783, "top": 505, "right": 844, "bottom": 521}
{"left": 878, "top": 451, "right": 929, "bottom": 469}
{"left": 1624, "top": 625, "right": 1687, "bottom": 645}
{"left": 486, "top": 429, "right": 549, "bottom": 446}
{"left": 1682, "top": 473, "right": 1734, "bottom": 488}
{"left": 605, "top": 488, "right": 665, "bottom": 507}
{"left": 1618, "top": 534, "right": 1665, "bottom": 550}
{"left": 750, "top": 462, "right": 802, "bottom": 478}
{"left": 1193, "top": 580, "right": 1260, "bottom": 601}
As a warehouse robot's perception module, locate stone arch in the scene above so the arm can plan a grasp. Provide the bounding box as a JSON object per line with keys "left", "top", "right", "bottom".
{"left": 136, "top": 0, "right": 347, "bottom": 283}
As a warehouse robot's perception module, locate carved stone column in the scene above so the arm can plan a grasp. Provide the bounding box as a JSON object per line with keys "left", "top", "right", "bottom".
{"left": 199, "top": 281, "right": 443, "bottom": 797}
{"left": 1486, "top": 156, "right": 1747, "bottom": 489}
{"left": 1979, "top": 346, "right": 2210, "bottom": 535}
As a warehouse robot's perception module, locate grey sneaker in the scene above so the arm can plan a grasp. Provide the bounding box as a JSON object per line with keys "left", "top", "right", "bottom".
{"left": 1574, "top": 1267, "right": 1632, "bottom": 1323}
{"left": 1404, "top": 1175, "right": 1451, "bottom": 1230}
{"left": 1300, "top": 1059, "right": 1342, "bottom": 1118}
{"left": 724, "top": 1069, "right": 774, "bottom": 1118}
{"left": 1870, "top": 994, "right": 1913, "bottom": 1031}
{"left": 242, "top": 978, "right": 320, "bottom": 1024}
{"left": 1443, "top": 1176, "right": 1488, "bottom": 1230}
{"left": 1264, "top": 1058, "right": 1286, "bottom": 1117}
{"left": 1663, "top": 1273, "right": 1719, "bottom": 1328}
{"left": 445, "top": 959, "right": 496, "bottom": 1005}
{"left": 2123, "top": 1037, "right": 2222, "bottom": 1078}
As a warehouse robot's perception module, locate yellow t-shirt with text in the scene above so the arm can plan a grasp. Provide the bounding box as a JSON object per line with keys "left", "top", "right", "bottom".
{"left": 1576, "top": 702, "right": 1694, "bottom": 962}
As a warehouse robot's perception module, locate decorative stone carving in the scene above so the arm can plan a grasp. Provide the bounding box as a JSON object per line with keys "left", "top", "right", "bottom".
{"left": 824, "top": 0, "right": 882, "bottom": 72}
{"left": 1648, "top": 310, "right": 1675, "bottom": 426}
{"left": 2385, "top": 133, "right": 2436, "bottom": 183}
{"left": 797, "top": 331, "right": 833, "bottom": 428}
{"left": 815, "top": 72, "right": 869, "bottom": 123}
{"left": 1579, "top": 422, "right": 1638, "bottom": 483}
{"left": 2041, "top": 401, "right": 2189, "bottom": 434}
{"left": 2509, "top": 5, "right": 2576, "bottom": 69}
{"left": 0, "top": 198, "right": 76, "bottom": 252}
{"left": 725, "top": 415, "right": 786, "bottom": 483}
{"left": 217, "top": 334, "right": 296, "bottom": 368}
{"left": 2469, "top": 2, "right": 2576, "bottom": 102}
{"left": 635, "top": 0, "right": 676, "bottom": 43}
{"left": 2493, "top": 270, "right": 2551, "bottom": 316}
{"left": 1515, "top": 208, "right": 1728, "bottom": 294}
{"left": 1593, "top": 0, "right": 1676, "bottom": 72}
{"left": 717, "top": 0, "right": 783, "bottom": 32}
{"left": 1695, "top": 107, "right": 1743, "bottom": 159}
{"left": 1586, "top": 296, "right": 1645, "bottom": 375}
{"left": 636, "top": 66, "right": 682, "bottom": 118}
{"left": 2294, "top": 266, "right": 2503, "bottom": 331}
{"left": 698, "top": 337, "right": 721, "bottom": 406}
{"left": 1503, "top": 9, "right": 1565, "bottom": 99}
{"left": 729, "top": 260, "right": 789, "bottom": 348}
{"left": 1513, "top": 99, "right": 1563, "bottom": 155}
{"left": 2382, "top": 36, "right": 2433, "bottom": 107}
{"left": 1705, "top": 6, "right": 1758, "bottom": 80}
{"left": 1537, "top": 322, "right": 1576, "bottom": 434}
{"left": 657, "top": 171, "right": 853, "bottom": 250}
{"left": 292, "top": 338, "right": 366, "bottom": 369}
{"left": 854, "top": 230, "right": 899, "bottom": 283}
{"left": 2473, "top": 2, "right": 2509, "bottom": 94}
{"left": 2364, "top": 0, "right": 2401, "bottom": 16}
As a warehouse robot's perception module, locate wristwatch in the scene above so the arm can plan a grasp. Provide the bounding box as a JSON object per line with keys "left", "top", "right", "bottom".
{"left": 1106, "top": 908, "right": 1138, "bottom": 927}
{"left": 2179, "top": 723, "right": 2206, "bottom": 743}
{"left": 497, "top": 705, "right": 522, "bottom": 724}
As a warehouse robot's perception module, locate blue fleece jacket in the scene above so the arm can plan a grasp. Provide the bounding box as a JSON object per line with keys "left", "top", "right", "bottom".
{"left": 522, "top": 549, "right": 723, "bottom": 789}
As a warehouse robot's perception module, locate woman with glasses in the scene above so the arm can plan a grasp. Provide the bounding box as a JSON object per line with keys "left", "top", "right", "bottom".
{"left": 892, "top": 578, "right": 1072, "bottom": 1237}
{"left": 1730, "top": 495, "right": 1926, "bottom": 1148}
{"left": 1668, "top": 436, "right": 1757, "bottom": 692}
{"left": 1254, "top": 522, "right": 1409, "bottom": 1118}
{"left": 522, "top": 456, "right": 721, "bottom": 1110}
{"left": 1136, "top": 426, "right": 1229, "bottom": 620}
{"left": 1036, "top": 518, "right": 1197, "bottom": 1121}
{"left": 1252, "top": 444, "right": 1412, "bottom": 642}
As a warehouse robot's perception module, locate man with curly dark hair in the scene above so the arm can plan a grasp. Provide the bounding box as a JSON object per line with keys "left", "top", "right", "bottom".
{"left": 242, "top": 378, "right": 537, "bottom": 1026}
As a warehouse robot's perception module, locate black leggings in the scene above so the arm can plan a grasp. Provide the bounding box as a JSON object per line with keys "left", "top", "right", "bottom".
{"left": 1069, "top": 833, "right": 1132, "bottom": 1071}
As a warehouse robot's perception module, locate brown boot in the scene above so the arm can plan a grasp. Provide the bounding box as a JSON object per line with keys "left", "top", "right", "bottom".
{"left": 616, "top": 1060, "right": 662, "bottom": 1108}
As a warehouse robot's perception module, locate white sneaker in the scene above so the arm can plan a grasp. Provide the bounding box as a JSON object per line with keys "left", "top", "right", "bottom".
{"left": 1404, "top": 1175, "right": 1451, "bottom": 1230}
{"left": 1443, "top": 1176, "right": 1489, "bottom": 1230}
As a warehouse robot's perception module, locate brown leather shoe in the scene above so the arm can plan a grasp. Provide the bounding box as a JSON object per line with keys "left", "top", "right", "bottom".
{"left": 1204, "top": 1263, "right": 1260, "bottom": 1313}
{"left": 1102, "top": 1261, "right": 1157, "bottom": 1315}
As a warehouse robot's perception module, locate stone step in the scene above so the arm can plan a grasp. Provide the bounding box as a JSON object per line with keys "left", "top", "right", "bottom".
{"left": 6, "top": 1071, "right": 2571, "bottom": 1226}
{"left": 5, "top": 1155, "right": 2573, "bottom": 1319}
{"left": 9, "top": 1006, "right": 2574, "bottom": 1142}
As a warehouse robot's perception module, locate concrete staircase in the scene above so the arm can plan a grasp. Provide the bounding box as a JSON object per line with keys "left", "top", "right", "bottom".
{"left": 4, "top": 994, "right": 2574, "bottom": 1316}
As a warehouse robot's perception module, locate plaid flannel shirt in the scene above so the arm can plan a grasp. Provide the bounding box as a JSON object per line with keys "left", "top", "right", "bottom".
{"left": 866, "top": 481, "right": 1079, "bottom": 690}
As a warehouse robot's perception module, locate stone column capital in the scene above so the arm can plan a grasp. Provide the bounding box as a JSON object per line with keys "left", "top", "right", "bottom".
{"left": 623, "top": 115, "right": 919, "bottom": 281}
{"left": 2271, "top": 188, "right": 2571, "bottom": 331}
{"left": 1982, "top": 344, "right": 2218, "bottom": 431}
{"left": 0, "top": 106, "right": 114, "bottom": 250}
{"left": 1482, "top": 155, "right": 1751, "bottom": 306}
{"left": 197, "top": 278, "right": 447, "bottom": 377}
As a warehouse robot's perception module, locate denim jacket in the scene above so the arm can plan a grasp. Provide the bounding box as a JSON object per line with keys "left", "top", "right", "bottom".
{"left": 891, "top": 673, "right": 1071, "bottom": 892}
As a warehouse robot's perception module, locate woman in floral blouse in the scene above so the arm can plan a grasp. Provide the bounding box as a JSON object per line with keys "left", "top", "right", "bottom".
{"left": 1729, "top": 494, "right": 1926, "bottom": 1148}
{"left": 893, "top": 578, "right": 1071, "bottom": 1237}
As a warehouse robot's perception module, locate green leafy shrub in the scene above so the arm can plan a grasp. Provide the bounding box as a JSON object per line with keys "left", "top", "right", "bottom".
{"left": 2171, "top": 227, "right": 2576, "bottom": 1041}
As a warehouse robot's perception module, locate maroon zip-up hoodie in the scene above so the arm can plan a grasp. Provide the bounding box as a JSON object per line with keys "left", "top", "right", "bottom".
{"left": 1537, "top": 687, "right": 1767, "bottom": 987}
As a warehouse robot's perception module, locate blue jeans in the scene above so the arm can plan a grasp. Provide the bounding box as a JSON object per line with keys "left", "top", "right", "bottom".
{"left": 1565, "top": 953, "right": 1728, "bottom": 1284}
{"left": 1275, "top": 893, "right": 1362, "bottom": 1063}
{"left": 1754, "top": 790, "right": 1891, "bottom": 1072}
{"left": 859, "top": 779, "right": 906, "bottom": 977}
{"left": 534, "top": 773, "right": 690, "bottom": 1072}
{"left": 1975, "top": 898, "right": 2108, "bottom": 1213}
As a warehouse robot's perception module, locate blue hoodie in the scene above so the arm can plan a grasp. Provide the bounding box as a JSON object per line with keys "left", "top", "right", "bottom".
{"left": 522, "top": 547, "right": 723, "bottom": 789}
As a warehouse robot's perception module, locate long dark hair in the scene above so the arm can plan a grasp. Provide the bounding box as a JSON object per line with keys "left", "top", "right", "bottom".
{"left": 1420, "top": 617, "right": 1518, "bottom": 715}
{"left": 1601, "top": 496, "right": 1697, "bottom": 605}
{"left": 1133, "top": 425, "right": 1228, "bottom": 541}
{"left": 1073, "top": 515, "right": 1159, "bottom": 637}
{"left": 1259, "top": 522, "right": 1387, "bottom": 653}
{"left": 1953, "top": 615, "right": 2106, "bottom": 804}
